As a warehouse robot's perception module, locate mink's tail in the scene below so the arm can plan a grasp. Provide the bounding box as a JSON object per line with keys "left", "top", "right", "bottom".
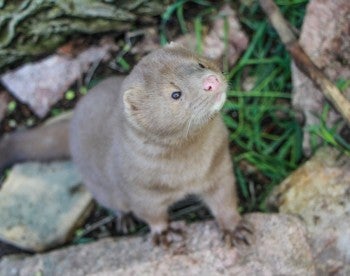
{"left": 0, "top": 112, "right": 72, "bottom": 172}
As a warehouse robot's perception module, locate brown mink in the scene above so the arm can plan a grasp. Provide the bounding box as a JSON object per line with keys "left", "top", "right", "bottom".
{"left": 70, "top": 43, "right": 251, "bottom": 245}
{"left": 0, "top": 44, "right": 251, "bottom": 246}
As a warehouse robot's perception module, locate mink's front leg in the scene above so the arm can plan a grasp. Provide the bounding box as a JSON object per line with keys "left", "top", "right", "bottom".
{"left": 201, "top": 173, "right": 254, "bottom": 246}
{"left": 134, "top": 200, "right": 185, "bottom": 247}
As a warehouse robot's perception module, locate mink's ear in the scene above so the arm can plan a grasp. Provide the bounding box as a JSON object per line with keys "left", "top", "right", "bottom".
{"left": 123, "top": 87, "right": 142, "bottom": 115}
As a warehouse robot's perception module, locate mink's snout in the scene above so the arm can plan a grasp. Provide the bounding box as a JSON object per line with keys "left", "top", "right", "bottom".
{"left": 203, "top": 75, "right": 220, "bottom": 92}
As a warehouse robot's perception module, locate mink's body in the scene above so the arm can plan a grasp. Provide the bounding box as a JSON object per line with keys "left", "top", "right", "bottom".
{"left": 0, "top": 44, "right": 251, "bottom": 245}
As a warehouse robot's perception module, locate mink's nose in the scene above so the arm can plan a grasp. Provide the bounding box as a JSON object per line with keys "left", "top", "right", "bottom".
{"left": 203, "top": 75, "right": 220, "bottom": 92}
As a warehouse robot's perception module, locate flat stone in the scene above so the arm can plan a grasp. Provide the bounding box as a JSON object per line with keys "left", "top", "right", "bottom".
{"left": 0, "top": 41, "right": 116, "bottom": 118}
{"left": 0, "top": 213, "right": 315, "bottom": 275}
{"left": 269, "top": 146, "right": 350, "bottom": 274}
{"left": 0, "top": 161, "right": 93, "bottom": 252}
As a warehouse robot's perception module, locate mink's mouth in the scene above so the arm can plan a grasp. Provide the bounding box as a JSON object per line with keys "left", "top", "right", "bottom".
{"left": 210, "top": 91, "right": 226, "bottom": 112}
{"left": 187, "top": 77, "right": 227, "bottom": 126}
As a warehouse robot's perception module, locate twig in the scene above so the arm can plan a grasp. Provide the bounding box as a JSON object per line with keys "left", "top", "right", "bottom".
{"left": 259, "top": 0, "right": 350, "bottom": 127}
{"left": 77, "top": 215, "right": 115, "bottom": 238}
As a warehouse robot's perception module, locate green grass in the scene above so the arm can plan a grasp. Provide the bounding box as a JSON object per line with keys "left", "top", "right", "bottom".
{"left": 228, "top": 1, "right": 349, "bottom": 210}
{"left": 223, "top": 1, "right": 308, "bottom": 211}
{"left": 308, "top": 103, "right": 350, "bottom": 154}
{"left": 160, "top": 0, "right": 309, "bottom": 212}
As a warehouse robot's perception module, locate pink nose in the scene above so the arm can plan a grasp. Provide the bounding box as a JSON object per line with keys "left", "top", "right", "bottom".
{"left": 203, "top": 75, "right": 220, "bottom": 92}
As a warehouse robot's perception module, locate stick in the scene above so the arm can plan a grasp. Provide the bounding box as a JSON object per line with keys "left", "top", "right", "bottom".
{"left": 259, "top": 0, "right": 350, "bottom": 126}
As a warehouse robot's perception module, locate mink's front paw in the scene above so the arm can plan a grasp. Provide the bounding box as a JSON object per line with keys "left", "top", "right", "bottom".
{"left": 223, "top": 219, "right": 254, "bottom": 247}
{"left": 152, "top": 223, "right": 185, "bottom": 247}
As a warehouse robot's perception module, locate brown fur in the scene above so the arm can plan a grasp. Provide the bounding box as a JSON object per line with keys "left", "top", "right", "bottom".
{"left": 0, "top": 116, "right": 71, "bottom": 171}
{"left": 0, "top": 44, "right": 248, "bottom": 244}
{"left": 70, "top": 44, "right": 243, "bottom": 241}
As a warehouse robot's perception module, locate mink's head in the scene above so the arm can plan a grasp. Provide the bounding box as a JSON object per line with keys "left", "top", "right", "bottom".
{"left": 122, "top": 43, "right": 228, "bottom": 141}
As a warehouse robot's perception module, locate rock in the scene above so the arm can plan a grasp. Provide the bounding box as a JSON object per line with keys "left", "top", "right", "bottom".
{"left": 0, "top": 161, "right": 93, "bottom": 252}
{"left": 291, "top": 0, "right": 350, "bottom": 155}
{"left": 203, "top": 4, "right": 249, "bottom": 67}
{"left": 0, "top": 40, "right": 117, "bottom": 118}
{"left": 174, "top": 5, "right": 248, "bottom": 68}
{"left": 130, "top": 27, "right": 160, "bottom": 56}
{"left": 268, "top": 146, "right": 350, "bottom": 275}
{"left": 0, "top": 214, "right": 315, "bottom": 275}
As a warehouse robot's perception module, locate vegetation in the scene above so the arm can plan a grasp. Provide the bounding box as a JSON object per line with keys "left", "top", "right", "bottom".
{"left": 159, "top": 0, "right": 308, "bottom": 212}
{"left": 224, "top": 2, "right": 307, "bottom": 211}
{"left": 2, "top": 0, "right": 349, "bottom": 243}
{"left": 0, "top": 0, "right": 167, "bottom": 72}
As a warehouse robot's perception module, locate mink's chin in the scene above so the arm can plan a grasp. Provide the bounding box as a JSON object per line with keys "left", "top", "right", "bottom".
{"left": 210, "top": 91, "right": 227, "bottom": 113}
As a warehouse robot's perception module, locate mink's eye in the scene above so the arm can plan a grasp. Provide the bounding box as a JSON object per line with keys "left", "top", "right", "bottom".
{"left": 198, "top": 63, "right": 205, "bottom": 68}
{"left": 171, "top": 91, "right": 182, "bottom": 100}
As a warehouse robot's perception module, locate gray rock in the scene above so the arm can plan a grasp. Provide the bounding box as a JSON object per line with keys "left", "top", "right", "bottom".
{"left": 0, "top": 41, "right": 116, "bottom": 118}
{"left": 269, "top": 146, "right": 350, "bottom": 274}
{"left": 0, "top": 214, "right": 315, "bottom": 276}
{"left": 0, "top": 161, "right": 93, "bottom": 252}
